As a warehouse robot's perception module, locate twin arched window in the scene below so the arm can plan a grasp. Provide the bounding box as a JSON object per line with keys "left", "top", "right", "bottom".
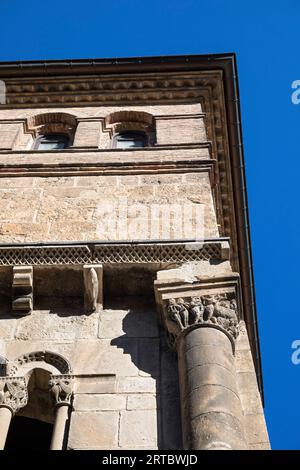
{"left": 30, "top": 111, "right": 154, "bottom": 150}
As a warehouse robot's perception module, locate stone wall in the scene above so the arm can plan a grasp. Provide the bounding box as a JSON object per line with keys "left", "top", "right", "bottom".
{"left": 0, "top": 296, "right": 182, "bottom": 449}
{"left": 0, "top": 172, "right": 218, "bottom": 243}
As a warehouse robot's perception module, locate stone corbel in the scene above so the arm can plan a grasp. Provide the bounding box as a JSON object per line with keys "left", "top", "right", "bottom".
{"left": 12, "top": 266, "right": 33, "bottom": 316}
{"left": 83, "top": 264, "right": 103, "bottom": 314}
{"left": 0, "top": 376, "right": 28, "bottom": 414}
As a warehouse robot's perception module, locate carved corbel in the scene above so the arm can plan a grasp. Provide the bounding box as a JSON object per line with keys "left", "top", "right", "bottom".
{"left": 49, "top": 375, "right": 74, "bottom": 407}
{"left": 12, "top": 266, "right": 33, "bottom": 316}
{"left": 0, "top": 377, "right": 28, "bottom": 414}
{"left": 83, "top": 264, "right": 103, "bottom": 314}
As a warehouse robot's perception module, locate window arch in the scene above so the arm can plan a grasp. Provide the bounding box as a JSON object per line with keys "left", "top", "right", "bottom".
{"left": 105, "top": 110, "right": 155, "bottom": 148}
{"left": 26, "top": 112, "right": 77, "bottom": 150}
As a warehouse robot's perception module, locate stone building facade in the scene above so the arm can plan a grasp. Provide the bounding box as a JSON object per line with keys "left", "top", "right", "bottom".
{"left": 0, "top": 54, "right": 270, "bottom": 450}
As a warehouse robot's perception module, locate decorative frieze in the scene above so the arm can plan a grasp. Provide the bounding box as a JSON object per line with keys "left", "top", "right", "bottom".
{"left": 0, "top": 377, "right": 28, "bottom": 414}
{"left": 0, "top": 240, "right": 228, "bottom": 266}
{"left": 11, "top": 266, "right": 33, "bottom": 316}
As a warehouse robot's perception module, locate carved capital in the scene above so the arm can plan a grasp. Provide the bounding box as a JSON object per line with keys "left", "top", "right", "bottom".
{"left": 0, "top": 377, "right": 28, "bottom": 414}
{"left": 12, "top": 266, "right": 33, "bottom": 316}
{"left": 163, "top": 292, "right": 239, "bottom": 348}
{"left": 49, "top": 375, "right": 74, "bottom": 407}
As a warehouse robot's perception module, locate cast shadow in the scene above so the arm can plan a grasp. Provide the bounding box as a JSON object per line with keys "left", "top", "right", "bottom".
{"left": 110, "top": 296, "right": 182, "bottom": 450}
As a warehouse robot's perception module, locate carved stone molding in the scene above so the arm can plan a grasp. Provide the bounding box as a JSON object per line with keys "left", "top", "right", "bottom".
{"left": 0, "top": 240, "right": 229, "bottom": 266}
{"left": 164, "top": 293, "right": 239, "bottom": 349}
{"left": 11, "top": 266, "right": 33, "bottom": 316}
{"left": 0, "top": 377, "right": 28, "bottom": 414}
{"left": 49, "top": 375, "right": 74, "bottom": 407}
{"left": 8, "top": 351, "right": 72, "bottom": 377}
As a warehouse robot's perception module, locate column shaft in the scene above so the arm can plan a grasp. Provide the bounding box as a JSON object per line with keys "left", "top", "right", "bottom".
{"left": 50, "top": 404, "right": 70, "bottom": 450}
{"left": 177, "top": 327, "right": 246, "bottom": 450}
{"left": 0, "top": 407, "right": 12, "bottom": 450}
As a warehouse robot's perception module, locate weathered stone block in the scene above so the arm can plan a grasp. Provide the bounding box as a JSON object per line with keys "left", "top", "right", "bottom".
{"left": 119, "top": 410, "right": 157, "bottom": 447}
{"left": 98, "top": 308, "right": 158, "bottom": 339}
{"left": 74, "top": 394, "right": 126, "bottom": 411}
{"left": 126, "top": 394, "right": 157, "bottom": 410}
{"left": 68, "top": 411, "right": 119, "bottom": 449}
{"left": 117, "top": 377, "right": 156, "bottom": 394}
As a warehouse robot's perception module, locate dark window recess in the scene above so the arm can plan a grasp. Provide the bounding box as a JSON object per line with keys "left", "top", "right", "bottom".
{"left": 34, "top": 134, "right": 69, "bottom": 150}
{"left": 114, "top": 132, "right": 147, "bottom": 149}
{"left": 5, "top": 416, "right": 53, "bottom": 450}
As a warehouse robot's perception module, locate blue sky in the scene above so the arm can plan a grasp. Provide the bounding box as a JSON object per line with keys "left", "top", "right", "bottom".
{"left": 1, "top": 0, "right": 299, "bottom": 450}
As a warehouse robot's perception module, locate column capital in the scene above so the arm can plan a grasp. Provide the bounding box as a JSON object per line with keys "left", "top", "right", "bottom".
{"left": 155, "top": 271, "right": 242, "bottom": 352}
{"left": 0, "top": 377, "right": 28, "bottom": 414}
{"left": 49, "top": 375, "right": 74, "bottom": 408}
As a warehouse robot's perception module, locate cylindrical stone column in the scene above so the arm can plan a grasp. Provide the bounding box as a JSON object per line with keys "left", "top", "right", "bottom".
{"left": 177, "top": 326, "right": 246, "bottom": 450}
{"left": 0, "top": 406, "right": 13, "bottom": 449}
{"left": 50, "top": 403, "right": 70, "bottom": 450}
{"left": 160, "top": 290, "right": 247, "bottom": 450}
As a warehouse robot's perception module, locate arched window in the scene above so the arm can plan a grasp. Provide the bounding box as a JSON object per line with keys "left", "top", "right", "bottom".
{"left": 34, "top": 133, "right": 70, "bottom": 150}
{"left": 104, "top": 111, "right": 155, "bottom": 149}
{"left": 113, "top": 131, "right": 147, "bottom": 149}
{"left": 26, "top": 112, "right": 77, "bottom": 151}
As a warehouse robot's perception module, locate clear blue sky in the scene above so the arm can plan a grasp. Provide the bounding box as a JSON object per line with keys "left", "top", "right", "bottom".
{"left": 1, "top": 0, "right": 299, "bottom": 450}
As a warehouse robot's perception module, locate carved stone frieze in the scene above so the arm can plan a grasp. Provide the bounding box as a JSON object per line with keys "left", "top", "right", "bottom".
{"left": 164, "top": 293, "right": 239, "bottom": 347}
{"left": 0, "top": 240, "right": 228, "bottom": 266}
{"left": 49, "top": 375, "right": 74, "bottom": 407}
{"left": 0, "top": 377, "right": 28, "bottom": 414}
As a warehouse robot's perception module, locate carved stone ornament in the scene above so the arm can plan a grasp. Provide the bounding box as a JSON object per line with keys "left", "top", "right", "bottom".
{"left": 164, "top": 293, "right": 239, "bottom": 347}
{"left": 0, "top": 377, "right": 28, "bottom": 414}
{"left": 49, "top": 375, "right": 74, "bottom": 406}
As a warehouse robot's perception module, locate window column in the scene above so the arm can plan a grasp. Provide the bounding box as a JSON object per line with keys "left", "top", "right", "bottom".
{"left": 50, "top": 375, "right": 74, "bottom": 450}
{"left": 0, "top": 377, "right": 28, "bottom": 449}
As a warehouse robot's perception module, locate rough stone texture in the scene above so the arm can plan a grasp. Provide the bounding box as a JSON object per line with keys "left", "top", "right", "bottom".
{"left": 119, "top": 410, "right": 157, "bottom": 448}
{"left": 0, "top": 171, "right": 218, "bottom": 243}
{"left": 74, "top": 394, "right": 126, "bottom": 411}
{"left": 0, "top": 296, "right": 180, "bottom": 449}
{"left": 68, "top": 411, "right": 119, "bottom": 449}
{"left": 235, "top": 321, "right": 270, "bottom": 449}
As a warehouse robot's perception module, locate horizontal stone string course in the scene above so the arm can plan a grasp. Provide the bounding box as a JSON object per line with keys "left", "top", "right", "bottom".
{"left": 0, "top": 241, "right": 227, "bottom": 266}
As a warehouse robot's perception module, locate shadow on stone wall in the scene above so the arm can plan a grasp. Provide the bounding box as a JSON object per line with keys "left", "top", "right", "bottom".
{"left": 110, "top": 296, "right": 182, "bottom": 450}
